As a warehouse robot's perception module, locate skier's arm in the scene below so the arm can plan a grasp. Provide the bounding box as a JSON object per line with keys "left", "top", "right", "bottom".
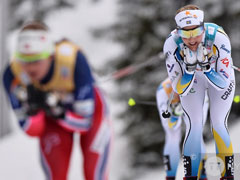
{"left": 214, "top": 31, "right": 235, "bottom": 85}
{"left": 57, "top": 51, "right": 95, "bottom": 132}
{"left": 199, "top": 32, "right": 232, "bottom": 90}
{"left": 3, "top": 65, "right": 45, "bottom": 136}
{"left": 156, "top": 85, "right": 182, "bottom": 130}
{"left": 164, "top": 36, "right": 195, "bottom": 96}
{"left": 156, "top": 85, "right": 170, "bottom": 120}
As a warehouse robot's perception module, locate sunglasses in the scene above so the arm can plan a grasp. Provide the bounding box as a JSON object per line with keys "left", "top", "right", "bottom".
{"left": 15, "top": 51, "right": 51, "bottom": 63}
{"left": 177, "top": 26, "right": 204, "bottom": 38}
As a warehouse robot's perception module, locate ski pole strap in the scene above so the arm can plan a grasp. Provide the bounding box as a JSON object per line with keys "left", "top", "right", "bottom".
{"left": 166, "top": 90, "right": 174, "bottom": 113}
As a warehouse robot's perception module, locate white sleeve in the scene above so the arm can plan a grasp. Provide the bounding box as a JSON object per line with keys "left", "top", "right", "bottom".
{"left": 156, "top": 86, "right": 169, "bottom": 120}
{"left": 164, "top": 35, "right": 195, "bottom": 96}
{"left": 214, "top": 31, "right": 235, "bottom": 83}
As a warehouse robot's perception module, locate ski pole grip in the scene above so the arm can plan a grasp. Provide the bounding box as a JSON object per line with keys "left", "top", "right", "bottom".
{"left": 162, "top": 111, "right": 171, "bottom": 118}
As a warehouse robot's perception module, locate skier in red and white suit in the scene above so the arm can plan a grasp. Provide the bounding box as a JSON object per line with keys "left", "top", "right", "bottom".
{"left": 3, "top": 21, "right": 111, "bottom": 180}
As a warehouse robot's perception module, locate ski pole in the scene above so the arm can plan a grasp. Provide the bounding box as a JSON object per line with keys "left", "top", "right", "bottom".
{"left": 161, "top": 91, "right": 174, "bottom": 118}
{"left": 232, "top": 64, "right": 240, "bottom": 72}
{"left": 96, "top": 52, "right": 165, "bottom": 84}
{"left": 128, "top": 98, "right": 156, "bottom": 106}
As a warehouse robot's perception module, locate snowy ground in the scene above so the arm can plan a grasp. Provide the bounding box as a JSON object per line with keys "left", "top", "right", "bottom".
{"left": 136, "top": 119, "right": 240, "bottom": 180}
{"left": 1, "top": 113, "right": 240, "bottom": 180}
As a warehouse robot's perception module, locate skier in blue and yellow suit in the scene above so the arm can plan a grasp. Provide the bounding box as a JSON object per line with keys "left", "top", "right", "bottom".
{"left": 3, "top": 21, "right": 111, "bottom": 180}
{"left": 156, "top": 78, "right": 209, "bottom": 180}
{"left": 163, "top": 4, "right": 235, "bottom": 180}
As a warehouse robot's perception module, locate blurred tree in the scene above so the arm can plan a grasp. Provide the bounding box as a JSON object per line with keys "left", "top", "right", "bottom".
{"left": 94, "top": 0, "right": 186, "bottom": 169}
{"left": 8, "top": 0, "right": 78, "bottom": 30}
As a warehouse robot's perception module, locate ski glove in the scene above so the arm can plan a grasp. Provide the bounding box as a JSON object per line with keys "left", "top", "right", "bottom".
{"left": 171, "top": 102, "right": 183, "bottom": 116}
{"left": 183, "top": 45, "right": 197, "bottom": 72}
{"left": 197, "top": 43, "right": 211, "bottom": 71}
{"left": 15, "top": 85, "right": 65, "bottom": 119}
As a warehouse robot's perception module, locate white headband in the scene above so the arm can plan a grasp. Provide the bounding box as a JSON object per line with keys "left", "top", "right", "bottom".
{"left": 175, "top": 10, "right": 204, "bottom": 28}
{"left": 17, "top": 30, "right": 54, "bottom": 55}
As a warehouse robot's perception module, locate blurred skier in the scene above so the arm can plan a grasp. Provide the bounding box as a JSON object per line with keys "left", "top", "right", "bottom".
{"left": 163, "top": 4, "right": 235, "bottom": 180}
{"left": 156, "top": 78, "right": 208, "bottom": 180}
{"left": 3, "top": 21, "right": 111, "bottom": 180}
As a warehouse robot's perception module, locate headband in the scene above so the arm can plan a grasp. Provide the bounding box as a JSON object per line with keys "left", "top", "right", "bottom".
{"left": 15, "top": 30, "right": 54, "bottom": 62}
{"left": 175, "top": 10, "right": 204, "bottom": 28}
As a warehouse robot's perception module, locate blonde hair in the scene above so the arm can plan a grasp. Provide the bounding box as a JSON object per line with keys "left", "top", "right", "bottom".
{"left": 20, "top": 21, "right": 49, "bottom": 32}
{"left": 176, "top": 4, "right": 200, "bottom": 15}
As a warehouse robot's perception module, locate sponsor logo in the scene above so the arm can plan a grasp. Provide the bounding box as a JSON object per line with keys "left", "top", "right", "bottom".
{"left": 225, "top": 155, "right": 234, "bottom": 176}
{"left": 166, "top": 51, "right": 171, "bottom": 58}
{"left": 163, "top": 155, "right": 171, "bottom": 171}
{"left": 174, "top": 71, "right": 180, "bottom": 76}
{"left": 221, "top": 82, "right": 234, "bottom": 100}
{"left": 185, "top": 11, "right": 191, "bottom": 16}
{"left": 208, "top": 26, "right": 215, "bottom": 35}
{"left": 220, "top": 69, "right": 229, "bottom": 79}
{"left": 186, "top": 20, "right": 191, "bottom": 24}
{"left": 183, "top": 156, "right": 192, "bottom": 176}
{"left": 167, "top": 64, "right": 174, "bottom": 72}
{"left": 221, "top": 58, "right": 229, "bottom": 68}
{"left": 43, "top": 133, "right": 61, "bottom": 154}
{"left": 179, "top": 16, "right": 192, "bottom": 22}
{"left": 189, "top": 88, "right": 196, "bottom": 93}
{"left": 61, "top": 67, "right": 70, "bottom": 78}
{"left": 201, "top": 159, "right": 207, "bottom": 176}
{"left": 220, "top": 44, "right": 230, "bottom": 53}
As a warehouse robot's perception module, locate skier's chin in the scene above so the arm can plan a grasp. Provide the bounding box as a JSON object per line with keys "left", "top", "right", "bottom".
{"left": 188, "top": 44, "right": 198, "bottom": 51}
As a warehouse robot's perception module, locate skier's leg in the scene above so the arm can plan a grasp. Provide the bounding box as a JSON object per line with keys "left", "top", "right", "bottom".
{"left": 208, "top": 81, "right": 235, "bottom": 179}
{"left": 157, "top": 87, "right": 182, "bottom": 180}
{"left": 80, "top": 89, "right": 111, "bottom": 180}
{"left": 39, "top": 119, "right": 73, "bottom": 180}
{"left": 180, "top": 73, "right": 206, "bottom": 178}
{"left": 162, "top": 115, "right": 182, "bottom": 180}
{"left": 199, "top": 91, "right": 209, "bottom": 180}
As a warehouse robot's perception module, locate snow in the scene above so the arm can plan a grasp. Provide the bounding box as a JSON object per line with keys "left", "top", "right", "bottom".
{"left": 1, "top": 111, "right": 240, "bottom": 180}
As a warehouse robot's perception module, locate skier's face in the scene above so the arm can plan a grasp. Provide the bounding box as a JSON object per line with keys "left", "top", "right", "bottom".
{"left": 20, "top": 57, "right": 52, "bottom": 81}
{"left": 180, "top": 25, "right": 204, "bottom": 51}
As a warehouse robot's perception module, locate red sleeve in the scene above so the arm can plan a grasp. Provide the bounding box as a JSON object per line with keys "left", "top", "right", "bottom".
{"left": 24, "top": 110, "right": 45, "bottom": 137}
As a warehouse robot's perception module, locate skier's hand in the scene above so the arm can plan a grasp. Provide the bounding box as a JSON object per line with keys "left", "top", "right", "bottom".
{"left": 26, "top": 85, "right": 48, "bottom": 115}
{"left": 45, "top": 92, "right": 65, "bottom": 119}
{"left": 197, "top": 43, "right": 210, "bottom": 71}
{"left": 183, "top": 45, "right": 197, "bottom": 72}
{"left": 171, "top": 103, "right": 183, "bottom": 116}
{"left": 24, "top": 85, "right": 65, "bottom": 118}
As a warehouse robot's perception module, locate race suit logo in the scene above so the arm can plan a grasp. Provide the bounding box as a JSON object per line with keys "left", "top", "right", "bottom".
{"left": 221, "top": 82, "right": 234, "bottom": 100}
{"left": 183, "top": 156, "right": 192, "bottom": 176}
{"left": 163, "top": 155, "right": 171, "bottom": 171}
{"left": 225, "top": 155, "right": 234, "bottom": 176}
{"left": 167, "top": 64, "right": 174, "bottom": 72}
{"left": 221, "top": 58, "right": 229, "bottom": 68}
{"left": 220, "top": 44, "right": 230, "bottom": 54}
{"left": 220, "top": 69, "right": 229, "bottom": 79}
